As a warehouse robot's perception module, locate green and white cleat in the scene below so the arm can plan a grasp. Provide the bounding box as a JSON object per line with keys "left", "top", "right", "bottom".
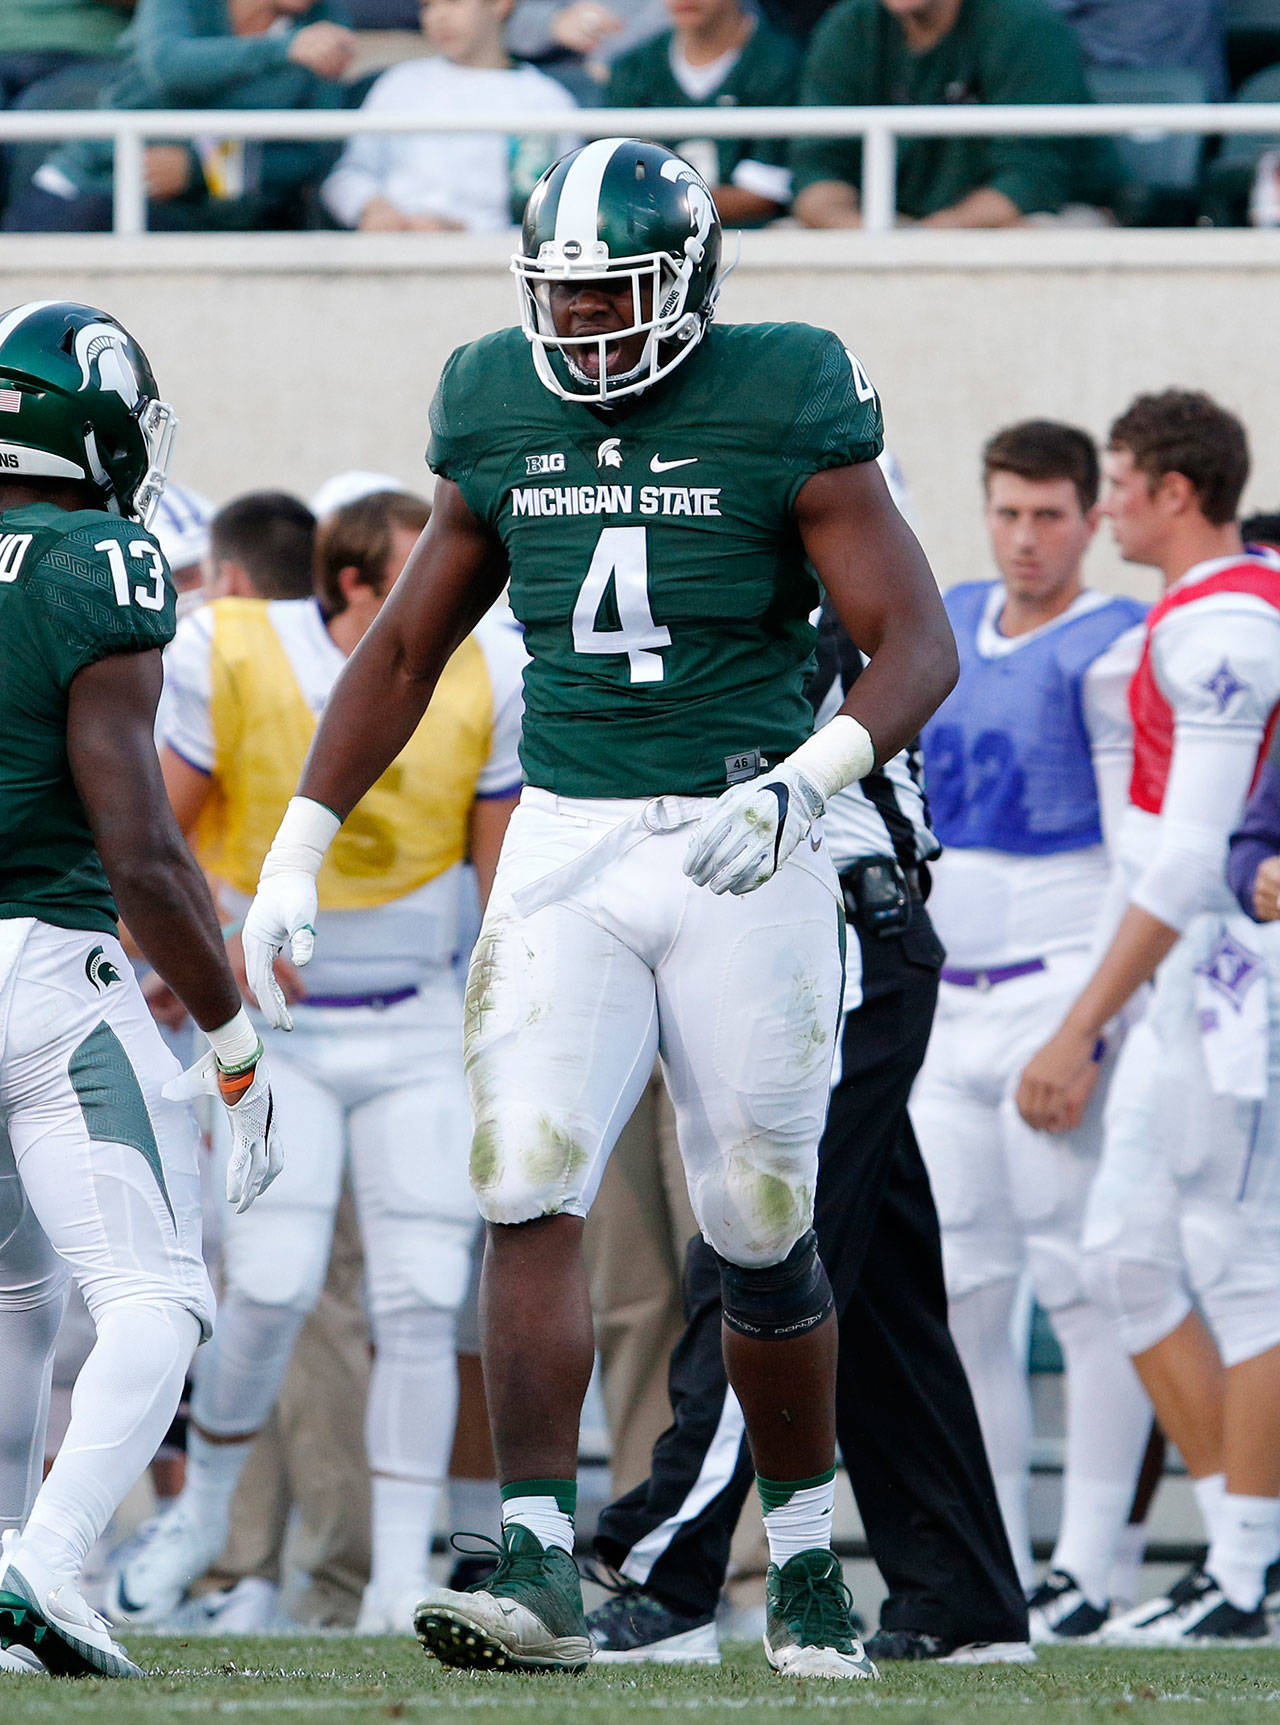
{"left": 0, "top": 1534, "right": 141, "bottom": 1679}
{"left": 764, "top": 1549, "right": 879, "bottom": 1680}
{"left": 414, "top": 1525, "right": 592, "bottom": 1673}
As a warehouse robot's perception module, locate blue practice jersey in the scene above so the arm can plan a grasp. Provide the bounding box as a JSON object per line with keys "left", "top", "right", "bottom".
{"left": 922, "top": 582, "right": 1148, "bottom": 856}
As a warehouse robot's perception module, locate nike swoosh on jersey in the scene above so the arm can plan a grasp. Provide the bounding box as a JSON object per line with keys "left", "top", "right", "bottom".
{"left": 650, "top": 455, "right": 698, "bottom": 473}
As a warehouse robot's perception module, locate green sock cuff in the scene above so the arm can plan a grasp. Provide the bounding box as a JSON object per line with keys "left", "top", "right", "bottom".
{"left": 501, "top": 1477, "right": 577, "bottom": 1516}
{"left": 756, "top": 1468, "right": 837, "bottom": 1513}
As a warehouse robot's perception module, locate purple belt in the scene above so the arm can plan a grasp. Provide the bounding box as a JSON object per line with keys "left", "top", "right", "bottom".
{"left": 297, "top": 985, "right": 419, "bottom": 1011}
{"left": 940, "top": 958, "right": 1046, "bottom": 991}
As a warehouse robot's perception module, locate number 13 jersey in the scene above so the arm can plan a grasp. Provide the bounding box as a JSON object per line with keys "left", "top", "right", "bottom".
{"left": 427, "top": 321, "right": 883, "bottom": 798}
{"left": 0, "top": 502, "right": 175, "bottom": 934}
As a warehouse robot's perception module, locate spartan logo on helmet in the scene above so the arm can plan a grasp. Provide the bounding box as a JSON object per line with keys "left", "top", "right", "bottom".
{"left": 84, "top": 945, "right": 122, "bottom": 992}
{"left": 513, "top": 138, "right": 724, "bottom": 406}
{"left": 74, "top": 322, "right": 143, "bottom": 410}
{"left": 0, "top": 301, "right": 176, "bottom": 526}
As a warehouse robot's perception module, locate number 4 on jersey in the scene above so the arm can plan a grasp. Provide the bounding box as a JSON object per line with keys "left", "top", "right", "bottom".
{"left": 572, "top": 525, "right": 671, "bottom": 684}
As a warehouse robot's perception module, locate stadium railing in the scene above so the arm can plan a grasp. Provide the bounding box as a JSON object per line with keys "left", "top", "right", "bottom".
{"left": 3, "top": 102, "right": 1280, "bottom": 235}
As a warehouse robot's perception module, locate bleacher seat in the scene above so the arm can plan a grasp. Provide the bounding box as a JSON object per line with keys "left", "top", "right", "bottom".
{"left": 1085, "top": 66, "right": 1209, "bottom": 225}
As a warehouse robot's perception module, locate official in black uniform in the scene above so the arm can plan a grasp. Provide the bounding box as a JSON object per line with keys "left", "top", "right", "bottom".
{"left": 587, "top": 605, "right": 1030, "bottom": 1662}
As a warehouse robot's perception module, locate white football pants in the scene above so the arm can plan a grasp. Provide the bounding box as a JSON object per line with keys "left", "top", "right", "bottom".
{"left": 464, "top": 789, "right": 845, "bottom": 1269}
{"left": 0, "top": 918, "right": 211, "bottom": 1541}
{"left": 911, "top": 950, "right": 1151, "bottom": 1593}
{"left": 193, "top": 973, "right": 477, "bottom": 1487}
{"left": 1083, "top": 913, "right": 1280, "bottom": 1369}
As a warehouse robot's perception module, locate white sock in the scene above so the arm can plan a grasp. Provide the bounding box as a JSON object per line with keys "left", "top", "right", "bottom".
{"left": 365, "top": 1306, "right": 458, "bottom": 1481}
{"left": 1049, "top": 1299, "right": 1153, "bottom": 1606}
{"left": 179, "top": 1428, "right": 255, "bottom": 1548}
{"left": 1051, "top": 1479, "right": 1135, "bottom": 1608}
{"left": 450, "top": 1475, "right": 502, "bottom": 1540}
{"left": 369, "top": 1475, "right": 440, "bottom": 1594}
{"left": 1208, "top": 1493, "right": 1280, "bottom": 1610}
{"left": 1192, "top": 1472, "right": 1227, "bottom": 1545}
{"left": 364, "top": 1307, "right": 459, "bottom": 1591}
{"left": 1107, "top": 1521, "right": 1148, "bottom": 1608}
{"left": 758, "top": 1475, "right": 836, "bottom": 1567}
{"left": 17, "top": 1302, "right": 199, "bottom": 1584}
{"left": 0, "top": 1290, "right": 65, "bottom": 1534}
{"left": 948, "top": 1279, "right": 1034, "bottom": 1589}
{"left": 500, "top": 1486, "right": 575, "bottom": 1554}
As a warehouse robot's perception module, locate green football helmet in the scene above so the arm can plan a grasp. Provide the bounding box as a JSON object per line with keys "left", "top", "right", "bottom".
{"left": 512, "top": 137, "right": 723, "bottom": 405}
{"left": 0, "top": 300, "right": 176, "bottom": 526}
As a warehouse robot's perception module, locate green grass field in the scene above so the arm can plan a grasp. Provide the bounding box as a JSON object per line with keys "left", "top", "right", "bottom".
{"left": 4, "top": 1639, "right": 1280, "bottom": 1724}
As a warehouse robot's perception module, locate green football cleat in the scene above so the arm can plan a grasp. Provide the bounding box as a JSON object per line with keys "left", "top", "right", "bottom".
{"left": 414, "top": 1525, "right": 592, "bottom": 1673}
{"left": 764, "top": 1549, "right": 879, "bottom": 1680}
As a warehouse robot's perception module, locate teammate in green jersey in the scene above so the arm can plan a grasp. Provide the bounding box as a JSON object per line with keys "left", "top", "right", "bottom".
{"left": 0, "top": 301, "right": 280, "bottom": 1681}
{"left": 243, "top": 139, "right": 957, "bottom": 1680}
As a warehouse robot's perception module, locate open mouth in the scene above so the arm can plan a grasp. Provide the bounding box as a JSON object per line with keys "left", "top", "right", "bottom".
{"left": 571, "top": 336, "right": 632, "bottom": 379}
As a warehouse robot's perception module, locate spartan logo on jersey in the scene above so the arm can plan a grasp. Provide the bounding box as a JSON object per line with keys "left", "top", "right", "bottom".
{"left": 85, "top": 945, "right": 122, "bottom": 992}
{"left": 597, "top": 438, "right": 622, "bottom": 469}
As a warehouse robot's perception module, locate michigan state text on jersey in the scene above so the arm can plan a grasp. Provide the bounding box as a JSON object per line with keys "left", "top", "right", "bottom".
{"left": 243, "top": 138, "right": 957, "bottom": 1682}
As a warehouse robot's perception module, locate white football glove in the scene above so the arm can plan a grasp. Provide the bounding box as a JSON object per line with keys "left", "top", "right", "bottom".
{"left": 242, "top": 796, "right": 342, "bottom": 1030}
{"left": 242, "top": 871, "right": 318, "bottom": 1031}
{"left": 163, "top": 1044, "right": 283, "bottom": 1214}
{"left": 683, "top": 760, "right": 827, "bottom": 896}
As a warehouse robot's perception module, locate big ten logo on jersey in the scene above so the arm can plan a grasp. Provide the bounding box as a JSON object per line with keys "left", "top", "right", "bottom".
{"left": 526, "top": 452, "right": 565, "bottom": 477}
{"left": 0, "top": 530, "right": 33, "bottom": 581}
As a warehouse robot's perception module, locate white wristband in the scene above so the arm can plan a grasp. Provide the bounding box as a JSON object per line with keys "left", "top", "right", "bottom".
{"left": 259, "top": 795, "right": 341, "bottom": 884}
{"left": 206, "top": 1007, "right": 261, "bottom": 1070}
{"left": 787, "top": 714, "right": 876, "bottom": 800}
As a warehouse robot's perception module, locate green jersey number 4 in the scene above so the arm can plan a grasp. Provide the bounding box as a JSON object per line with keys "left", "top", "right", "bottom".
{"left": 572, "top": 526, "right": 671, "bottom": 684}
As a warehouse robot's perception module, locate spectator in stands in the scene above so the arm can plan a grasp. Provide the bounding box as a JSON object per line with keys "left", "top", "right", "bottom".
{"left": 792, "top": 0, "right": 1123, "bottom": 229}
{"left": 0, "top": 0, "right": 132, "bottom": 106}
{"left": 323, "top": 0, "right": 577, "bottom": 231}
{"left": 1048, "top": 1, "right": 1228, "bottom": 103}
{"left": 4, "top": 0, "right": 358, "bottom": 232}
{"left": 506, "top": 0, "right": 666, "bottom": 98}
{"left": 606, "top": 0, "right": 798, "bottom": 227}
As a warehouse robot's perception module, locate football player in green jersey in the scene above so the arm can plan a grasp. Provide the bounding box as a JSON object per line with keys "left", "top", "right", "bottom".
{"left": 0, "top": 301, "right": 281, "bottom": 1680}
{"left": 244, "top": 138, "right": 957, "bottom": 1679}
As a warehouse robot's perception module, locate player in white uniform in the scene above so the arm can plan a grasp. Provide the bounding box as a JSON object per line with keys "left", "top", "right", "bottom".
{"left": 108, "top": 490, "right": 525, "bottom": 1633}
{"left": 1019, "top": 391, "right": 1280, "bottom": 1643}
{"left": 911, "top": 422, "right": 1151, "bottom": 1638}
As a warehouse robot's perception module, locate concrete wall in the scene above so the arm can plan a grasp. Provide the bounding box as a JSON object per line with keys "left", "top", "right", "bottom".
{"left": 6, "top": 228, "right": 1280, "bottom": 600}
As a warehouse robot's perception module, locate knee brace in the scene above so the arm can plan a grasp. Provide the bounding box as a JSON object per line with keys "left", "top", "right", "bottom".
{"left": 717, "top": 1230, "right": 833, "bottom": 1340}
{"left": 1080, "top": 1250, "right": 1191, "bottom": 1358}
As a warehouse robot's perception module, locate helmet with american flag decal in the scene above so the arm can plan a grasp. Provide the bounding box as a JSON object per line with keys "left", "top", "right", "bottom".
{"left": 0, "top": 300, "right": 175, "bottom": 526}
